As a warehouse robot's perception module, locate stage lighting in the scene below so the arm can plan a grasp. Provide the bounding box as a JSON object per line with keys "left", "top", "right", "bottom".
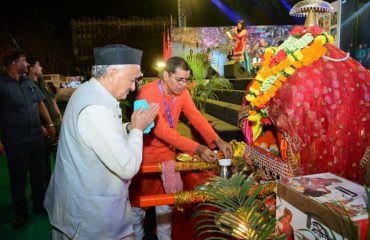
{"left": 156, "top": 61, "right": 166, "bottom": 68}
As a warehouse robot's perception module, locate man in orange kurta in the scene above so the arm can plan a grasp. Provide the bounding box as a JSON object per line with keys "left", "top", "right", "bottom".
{"left": 129, "top": 57, "right": 233, "bottom": 240}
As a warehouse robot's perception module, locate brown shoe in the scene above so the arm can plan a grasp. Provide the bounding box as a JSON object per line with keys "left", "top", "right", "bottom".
{"left": 12, "top": 215, "right": 27, "bottom": 229}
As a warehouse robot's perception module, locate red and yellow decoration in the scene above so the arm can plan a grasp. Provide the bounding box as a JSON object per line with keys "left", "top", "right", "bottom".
{"left": 139, "top": 182, "right": 276, "bottom": 208}
{"left": 245, "top": 26, "right": 334, "bottom": 138}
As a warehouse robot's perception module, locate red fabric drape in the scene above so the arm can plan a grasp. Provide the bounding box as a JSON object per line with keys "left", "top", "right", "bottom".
{"left": 268, "top": 44, "right": 370, "bottom": 183}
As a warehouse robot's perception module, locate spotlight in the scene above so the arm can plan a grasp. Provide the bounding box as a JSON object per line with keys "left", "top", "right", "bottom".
{"left": 156, "top": 61, "right": 166, "bottom": 68}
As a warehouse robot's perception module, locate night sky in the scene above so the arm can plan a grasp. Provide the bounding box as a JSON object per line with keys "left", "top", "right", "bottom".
{"left": 0, "top": 0, "right": 345, "bottom": 75}
{"left": 1, "top": 0, "right": 346, "bottom": 40}
{"left": 1, "top": 0, "right": 330, "bottom": 28}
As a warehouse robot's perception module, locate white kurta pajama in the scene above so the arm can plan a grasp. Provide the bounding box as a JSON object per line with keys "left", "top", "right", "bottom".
{"left": 44, "top": 79, "right": 143, "bottom": 240}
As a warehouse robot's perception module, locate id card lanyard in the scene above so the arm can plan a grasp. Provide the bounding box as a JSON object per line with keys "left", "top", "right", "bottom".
{"left": 158, "top": 80, "right": 176, "bottom": 128}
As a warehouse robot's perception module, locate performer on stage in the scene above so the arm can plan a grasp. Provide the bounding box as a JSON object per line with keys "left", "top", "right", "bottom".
{"left": 226, "top": 20, "right": 247, "bottom": 61}
{"left": 129, "top": 56, "right": 233, "bottom": 240}
{"left": 226, "top": 19, "right": 250, "bottom": 72}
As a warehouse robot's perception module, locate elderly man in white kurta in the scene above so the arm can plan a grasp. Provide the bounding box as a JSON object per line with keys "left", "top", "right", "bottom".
{"left": 44, "top": 44, "right": 159, "bottom": 240}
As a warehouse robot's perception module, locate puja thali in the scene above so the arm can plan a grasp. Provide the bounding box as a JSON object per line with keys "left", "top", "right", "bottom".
{"left": 176, "top": 153, "right": 193, "bottom": 162}
{"left": 176, "top": 150, "right": 225, "bottom": 162}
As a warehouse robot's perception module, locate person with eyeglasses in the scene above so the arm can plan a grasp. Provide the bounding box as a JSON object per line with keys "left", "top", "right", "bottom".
{"left": 129, "top": 56, "right": 233, "bottom": 240}
{"left": 44, "top": 44, "right": 159, "bottom": 240}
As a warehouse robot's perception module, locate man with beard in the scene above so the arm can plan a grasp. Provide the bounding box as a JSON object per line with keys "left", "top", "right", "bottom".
{"left": 0, "top": 50, "right": 54, "bottom": 229}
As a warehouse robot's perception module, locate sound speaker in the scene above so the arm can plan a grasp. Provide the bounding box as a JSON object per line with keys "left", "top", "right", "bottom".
{"left": 206, "top": 66, "right": 220, "bottom": 79}
{"left": 223, "top": 60, "right": 249, "bottom": 78}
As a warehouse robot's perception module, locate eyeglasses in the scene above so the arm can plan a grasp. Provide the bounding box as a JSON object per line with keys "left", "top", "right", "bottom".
{"left": 170, "top": 75, "right": 190, "bottom": 84}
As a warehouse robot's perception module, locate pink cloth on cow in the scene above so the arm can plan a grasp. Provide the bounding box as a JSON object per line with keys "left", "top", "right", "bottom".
{"left": 268, "top": 44, "right": 369, "bottom": 183}
{"left": 161, "top": 160, "right": 183, "bottom": 193}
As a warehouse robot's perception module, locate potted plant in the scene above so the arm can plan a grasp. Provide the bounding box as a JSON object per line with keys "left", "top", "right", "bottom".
{"left": 192, "top": 172, "right": 278, "bottom": 240}
{"left": 186, "top": 54, "right": 232, "bottom": 113}
{"left": 184, "top": 54, "right": 232, "bottom": 143}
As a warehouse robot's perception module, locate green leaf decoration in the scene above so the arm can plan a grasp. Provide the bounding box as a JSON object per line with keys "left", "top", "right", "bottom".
{"left": 192, "top": 173, "right": 276, "bottom": 240}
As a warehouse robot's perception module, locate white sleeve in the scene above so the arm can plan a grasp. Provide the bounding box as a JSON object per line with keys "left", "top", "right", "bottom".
{"left": 78, "top": 105, "right": 143, "bottom": 180}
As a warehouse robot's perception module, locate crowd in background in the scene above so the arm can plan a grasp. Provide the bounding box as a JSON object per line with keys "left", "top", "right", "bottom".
{"left": 350, "top": 42, "right": 370, "bottom": 69}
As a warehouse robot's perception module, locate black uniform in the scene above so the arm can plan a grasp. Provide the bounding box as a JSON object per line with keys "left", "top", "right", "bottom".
{"left": 0, "top": 73, "right": 46, "bottom": 217}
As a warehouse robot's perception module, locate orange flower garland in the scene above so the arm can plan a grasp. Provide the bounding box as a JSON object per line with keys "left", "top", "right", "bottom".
{"left": 246, "top": 26, "right": 334, "bottom": 126}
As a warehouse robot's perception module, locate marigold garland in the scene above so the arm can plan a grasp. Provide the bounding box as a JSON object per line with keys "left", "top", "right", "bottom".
{"left": 245, "top": 26, "right": 334, "bottom": 126}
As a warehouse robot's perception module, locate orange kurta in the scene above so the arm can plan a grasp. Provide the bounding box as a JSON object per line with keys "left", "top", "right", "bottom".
{"left": 129, "top": 80, "right": 219, "bottom": 207}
